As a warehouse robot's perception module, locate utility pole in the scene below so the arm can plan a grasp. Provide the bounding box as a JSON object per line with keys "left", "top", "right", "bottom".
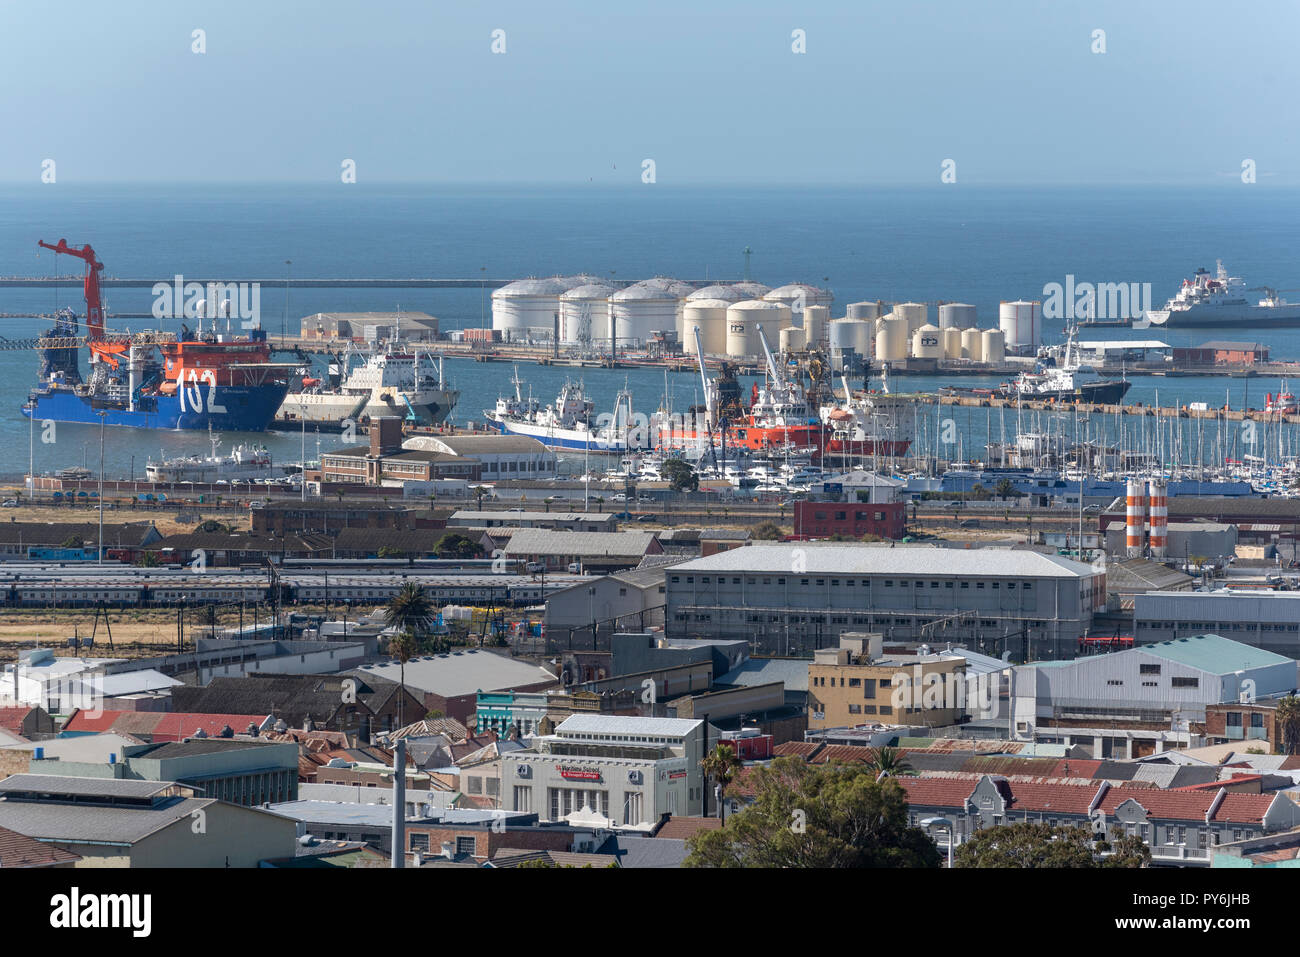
{"left": 97, "top": 411, "right": 106, "bottom": 564}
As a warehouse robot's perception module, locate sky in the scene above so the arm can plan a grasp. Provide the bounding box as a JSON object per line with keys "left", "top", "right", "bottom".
{"left": 0, "top": 0, "right": 1297, "bottom": 186}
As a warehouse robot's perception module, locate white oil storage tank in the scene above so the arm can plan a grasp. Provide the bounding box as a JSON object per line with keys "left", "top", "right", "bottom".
{"left": 911, "top": 324, "right": 942, "bottom": 360}
{"left": 875, "top": 315, "right": 909, "bottom": 362}
{"left": 961, "top": 327, "right": 982, "bottom": 361}
{"left": 938, "top": 302, "right": 977, "bottom": 330}
{"left": 610, "top": 280, "right": 682, "bottom": 346}
{"left": 829, "top": 318, "right": 869, "bottom": 360}
{"left": 802, "top": 305, "right": 829, "bottom": 347}
{"left": 846, "top": 301, "right": 884, "bottom": 321}
{"left": 779, "top": 327, "right": 805, "bottom": 353}
{"left": 942, "top": 327, "right": 963, "bottom": 360}
{"left": 559, "top": 283, "right": 615, "bottom": 344}
{"left": 680, "top": 299, "right": 731, "bottom": 356}
{"left": 731, "top": 281, "right": 771, "bottom": 300}
{"left": 998, "top": 300, "right": 1041, "bottom": 354}
{"left": 726, "top": 300, "right": 789, "bottom": 358}
{"left": 894, "top": 302, "right": 928, "bottom": 335}
{"left": 687, "top": 284, "right": 748, "bottom": 304}
{"left": 982, "top": 328, "right": 1006, "bottom": 363}
{"left": 491, "top": 277, "right": 570, "bottom": 340}
{"left": 764, "top": 284, "right": 833, "bottom": 327}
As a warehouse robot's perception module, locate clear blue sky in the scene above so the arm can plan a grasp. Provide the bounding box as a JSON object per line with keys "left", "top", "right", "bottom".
{"left": 2, "top": 0, "right": 1296, "bottom": 185}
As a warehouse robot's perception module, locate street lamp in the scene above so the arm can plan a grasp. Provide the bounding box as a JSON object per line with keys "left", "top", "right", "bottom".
{"left": 921, "top": 816, "right": 956, "bottom": 868}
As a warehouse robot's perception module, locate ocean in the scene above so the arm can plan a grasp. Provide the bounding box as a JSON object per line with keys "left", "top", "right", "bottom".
{"left": 1, "top": 183, "right": 1299, "bottom": 478}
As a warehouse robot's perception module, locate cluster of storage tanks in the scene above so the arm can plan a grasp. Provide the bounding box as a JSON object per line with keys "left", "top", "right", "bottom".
{"left": 492, "top": 276, "right": 838, "bottom": 358}
{"left": 492, "top": 275, "right": 1039, "bottom": 362}
{"left": 822, "top": 301, "right": 1008, "bottom": 365}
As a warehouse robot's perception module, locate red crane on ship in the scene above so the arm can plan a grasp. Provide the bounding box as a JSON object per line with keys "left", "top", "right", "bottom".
{"left": 38, "top": 238, "right": 129, "bottom": 368}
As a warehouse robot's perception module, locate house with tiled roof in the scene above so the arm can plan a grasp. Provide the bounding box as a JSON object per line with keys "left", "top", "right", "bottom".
{"left": 898, "top": 773, "right": 1300, "bottom": 866}
{"left": 0, "top": 822, "right": 80, "bottom": 868}
{"left": 63, "top": 709, "right": 273, "bottom": 742}
{"left": 0, "top": 706, "right": 55, "bottom": 741}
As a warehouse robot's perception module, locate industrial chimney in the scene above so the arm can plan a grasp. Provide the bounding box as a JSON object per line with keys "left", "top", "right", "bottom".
{"left": 1125, "top": 478, "right": 1147, "bottom": 558}
{"left": 1148, "top": 478, "right": 1168, "bottom": 559}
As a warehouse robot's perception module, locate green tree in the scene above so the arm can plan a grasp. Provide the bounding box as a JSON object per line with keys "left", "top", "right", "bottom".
{"left": 434, "top": 533, "right": 482, "bottom": 559}
{"left": 994, "top": 478, "right": 1016, "bottom": 501}
{"left": 684, "top": 757, "right": 941, "bottom": 868}
{"left": 751, "top": 521, "right": 784, "bottom": 541}
{"left": 954, "top": 821, "right": 1149, "bottom": 868}
{"left": 661, "top": 458, "right": 699, "bottom": 493}
{"left": 60, "top": 535, "right": 84, "bottom": 549}
{"left": 135, "top": 551, "right": 161, "bottom": 568}
{"left": 699, "top": 744, "right": 743, "bottom": 823}
{"left": 377, "top": 545, "right": 404, "bottom": 559}
{"left": 1276, "top": 695, "right": 1300, "bottom": 755}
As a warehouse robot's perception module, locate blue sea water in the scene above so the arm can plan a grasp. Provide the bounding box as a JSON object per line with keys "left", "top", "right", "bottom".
{"left": 1, "top": 183, "right": 1298, "bottom": 478}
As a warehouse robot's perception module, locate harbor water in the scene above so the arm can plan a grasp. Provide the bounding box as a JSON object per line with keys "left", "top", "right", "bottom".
{"left": 2, "top": 183, "right": 1299, "bottom": 478}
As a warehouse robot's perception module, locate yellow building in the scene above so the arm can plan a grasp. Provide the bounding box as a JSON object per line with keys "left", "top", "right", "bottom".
{"left": 807, "top": 634, "right": 969, "bottom": 731}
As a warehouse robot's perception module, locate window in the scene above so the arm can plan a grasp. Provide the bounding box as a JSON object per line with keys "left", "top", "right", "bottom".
{"left": 1172, "top": 677, "right": 1199, "bottom": 689}
{"left": 410, "top": 834, "right": 430, "bottom": 852}
{"left": 1139, "top": 664, "right": 1161, "bottom": 675}
{"left": 456, "top": 836, "right": 477, "bottom": 856}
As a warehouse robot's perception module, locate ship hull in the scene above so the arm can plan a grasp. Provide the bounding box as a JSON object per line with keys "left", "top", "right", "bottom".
{"left": 1148, "top": 305, "right": 1300, "bottom": 328}
{"left": 359, "top": 389, "right": 460, "bottom": 425}
{"left": 1009, "top": 379, "right": 1132, "bottom": 405}
{"left": 825, "top": 438, "right": 912, "bottom": 456}
{"left": 489, "top": 416, "right": 647, "bottom": 452}
{"left": 23, "top": 382, "right": 289, "bottom": 432}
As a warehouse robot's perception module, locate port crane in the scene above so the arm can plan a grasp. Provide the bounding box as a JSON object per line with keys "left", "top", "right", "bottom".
{"left": 36, "top": 238, "right": 133, "bottom": 369}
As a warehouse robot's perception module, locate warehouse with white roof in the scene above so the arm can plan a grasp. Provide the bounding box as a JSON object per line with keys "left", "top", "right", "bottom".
{"left": 664, "top": 543, "right": 1104, "bottom": 657}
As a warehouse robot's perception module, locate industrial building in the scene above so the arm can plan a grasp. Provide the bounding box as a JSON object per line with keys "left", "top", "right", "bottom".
{"left": 0, "top": 774, "right": 297, "bottom": 867}
{"left": 1134, "top": 590, "right": 1300, "bottom": 657}
{"left": 402, "top": 434, "right": 557, "bottom": 479}
{"left": 665, "top": 544, "right": 1104, "bottom": 657}
{"left": 1011, "top": 634, "right": 1298, "bottom": 758}
{"left": 501, "top": 714, "right": 706, "bottom": 825}
{"left": 299, "top": 311, "right": 440, "bottom": 342}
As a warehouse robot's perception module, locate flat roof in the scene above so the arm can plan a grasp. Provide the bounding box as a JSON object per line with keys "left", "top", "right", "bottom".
{"left": 670, "top": 543, "right": 1095, "bottom": 578}
{"left": 556, "top": 715, "right": 702, "bottom": 737}
{"left": 354, "top": 649, "right": 556, "bottom": 698}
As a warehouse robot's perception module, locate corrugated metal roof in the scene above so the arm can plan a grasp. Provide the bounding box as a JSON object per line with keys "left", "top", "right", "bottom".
{"left": 504, "top": 529, "right": 656, "bottom": 559}
{"left": 1140, "top": 634, "right": 1292, "bottom": 674}
{"left": 670, "top": 543, "right": 1095, "bottom": 578}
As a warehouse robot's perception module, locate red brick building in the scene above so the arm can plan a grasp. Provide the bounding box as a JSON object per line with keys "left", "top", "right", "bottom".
{"left": 792, "top": 501, "right": 906, "bottom": 540}
{"left": 1173, "top": 341, "right": 1269, "bottom": 367}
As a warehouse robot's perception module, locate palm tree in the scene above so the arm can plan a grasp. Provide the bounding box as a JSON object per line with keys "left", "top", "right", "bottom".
{"left": 385, "top": 583, "right": 436, "bottom": 728}
{"left": 867, "top": 745, "right": 914, "bottom": 776}
{"left": 700, "top": 744, "right": 743, "bottom": 824}
{"left": 387, "top": 631, "right": 419, "bottom": 729}
{"left": 1276, "top": 696, "right": 1300, "bottom": 755}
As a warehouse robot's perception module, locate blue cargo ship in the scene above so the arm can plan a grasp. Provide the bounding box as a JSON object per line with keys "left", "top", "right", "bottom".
{"left": 25, "top": 238, "right": 291, "bottom": 432}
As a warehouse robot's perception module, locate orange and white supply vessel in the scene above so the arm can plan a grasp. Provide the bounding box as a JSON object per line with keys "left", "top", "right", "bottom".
{"left": 658, "top": 324, "right": 825, "bottom": 455}
{"left": 1266, "top": 381, "right": 1297, "bottom": 415}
